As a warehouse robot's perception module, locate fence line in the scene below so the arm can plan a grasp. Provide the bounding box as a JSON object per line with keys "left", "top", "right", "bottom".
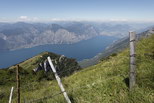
{"left": 15, "top": 55, "right": 149, "bottom": 91}
{"left": 7, "top": 57, "right": 147, "bottom": 102}
{"left": 18, "top": 60, "right": 132, "bottom": 90}
{"left": 18, "top": 63, "right": 127, "bottom": 90}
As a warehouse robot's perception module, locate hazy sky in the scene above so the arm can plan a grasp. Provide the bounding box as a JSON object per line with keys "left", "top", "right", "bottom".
{"left": 0, "top": 0, "right": 154, "bottom": 22}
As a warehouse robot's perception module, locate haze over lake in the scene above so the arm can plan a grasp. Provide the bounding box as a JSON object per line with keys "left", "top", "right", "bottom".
{"left": 0, "top": 36, "right": 117, "bottom": 68}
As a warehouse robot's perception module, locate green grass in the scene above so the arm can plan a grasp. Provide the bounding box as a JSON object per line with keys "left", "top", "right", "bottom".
{"left": 0, "top": 35, "right": 154, "bottom": 103}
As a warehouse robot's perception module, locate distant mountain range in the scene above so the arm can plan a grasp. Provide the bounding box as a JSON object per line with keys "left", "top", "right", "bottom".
{"left": 0, "top": 22, "right": 99, "bottom": 51}
{"left": 0, "top": 21, "right": 153, "bottom": 51}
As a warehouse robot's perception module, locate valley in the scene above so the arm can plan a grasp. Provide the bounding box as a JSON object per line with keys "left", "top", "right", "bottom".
{"left": 0, "top": 35, "right": 117, "bottom": 68}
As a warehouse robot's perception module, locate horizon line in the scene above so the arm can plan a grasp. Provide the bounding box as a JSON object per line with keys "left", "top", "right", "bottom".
{"left": 1, "top": 19, "right": 154, "bottom": 23}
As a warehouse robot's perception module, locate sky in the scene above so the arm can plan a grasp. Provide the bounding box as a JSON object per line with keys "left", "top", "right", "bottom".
{"left": 0, "top": 0, "right": 154, "bottom": 22}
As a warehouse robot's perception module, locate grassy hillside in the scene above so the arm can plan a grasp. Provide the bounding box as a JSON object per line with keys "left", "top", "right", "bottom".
{"left": 0, "top": 35, "right": 154, "bottom": 103}
{"left": 0, "top": 51, "right": 80, "bottom": 103}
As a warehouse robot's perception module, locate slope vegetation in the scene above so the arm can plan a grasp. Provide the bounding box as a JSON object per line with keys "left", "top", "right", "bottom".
{"left": 0, "top": 35, "right": 154, "bottom": 103}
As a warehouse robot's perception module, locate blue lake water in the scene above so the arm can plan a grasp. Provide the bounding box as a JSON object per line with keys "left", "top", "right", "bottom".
{"left": 0, "top": 36, "right": 117, "bottom": 68}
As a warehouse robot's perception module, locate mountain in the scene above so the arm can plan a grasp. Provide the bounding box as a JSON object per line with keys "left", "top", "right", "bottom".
{"left": 0, "top": 22, "right": 99, "bottom": 51}
{"left": 0, "top": 22, "right": 153, "bottom": 51}
{"left": 0, "top": 33, "right": 153, "bottom": 103}
{"left": 65, "top": 22, "right": 99, "bottom": 37}
{"left": 79, "top": 27, "right": 154, "bottom": 68}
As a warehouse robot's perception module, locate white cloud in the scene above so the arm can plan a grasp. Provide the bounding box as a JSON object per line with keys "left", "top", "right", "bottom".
{"left": 19, "top": 16, "right": 30, "bottom": 21}
{"left": 19, "top": 16, "right": 28, "bottom": 19}
{"left": 18, "top": 16, "right": 39, "bottom": 22}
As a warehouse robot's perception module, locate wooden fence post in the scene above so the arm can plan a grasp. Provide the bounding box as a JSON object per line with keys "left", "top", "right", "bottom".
{"left": 17, "top": 65, "right": 20, "bottom": 103}
{"left": 9, "top": 87, "right": 14, "bottom": 103}
{"left": 47, "top": 56, "right": 71, "bottom": 103}
{"left": 129, "top": 31, "right": 136, "bottom": 90}
{"left": 24, "top": 97, "right": 26, "bottom": 103}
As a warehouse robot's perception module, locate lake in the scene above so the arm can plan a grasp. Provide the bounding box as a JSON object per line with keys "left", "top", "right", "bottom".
{"left": 0, "top": 36, "right": 117, "bottom": 68}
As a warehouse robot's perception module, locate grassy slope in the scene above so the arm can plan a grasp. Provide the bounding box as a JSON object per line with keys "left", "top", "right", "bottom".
{"left": 0, "top": 51, "right": 80, "bottom": 103}
{"left": 1, "top": 35, "right": 154, "bottom": 103}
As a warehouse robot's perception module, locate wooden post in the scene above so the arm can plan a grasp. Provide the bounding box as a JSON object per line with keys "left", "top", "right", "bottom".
{"left": 129, "top": 31, "right": 136, "bottom": 90}
{"left": 24, "top": 98, "right": 26, "bottom": 103}
{"left": 47, "top": 57, "right": 71, "bottom": 103}
{"left": 9, "top": 87, "right": 14, "bottom": 103}
{"left": 16, "top": 65, "right": 20, "bottom": 103}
